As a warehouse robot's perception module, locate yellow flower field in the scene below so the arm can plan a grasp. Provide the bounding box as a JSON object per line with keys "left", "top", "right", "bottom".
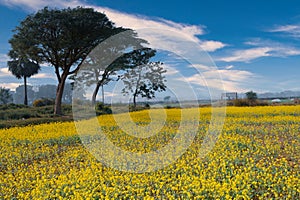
{"left": 0, "top": 106, "right": 299, "bottom": 199}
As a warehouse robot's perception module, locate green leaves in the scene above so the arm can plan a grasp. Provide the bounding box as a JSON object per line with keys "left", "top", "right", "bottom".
{"left": 7, "top": 57, "right": 40, "bottom": 79}
{"left": 121, "top": 60, "right": 167, "bottom": 103}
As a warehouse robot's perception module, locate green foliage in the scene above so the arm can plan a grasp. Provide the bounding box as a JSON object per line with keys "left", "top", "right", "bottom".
{"left": 233, "top": 99, "right": 250, "bottom": 107}
{"left": 233, "top": 99, "right": 269, "bottom": 107}
{"left": 0, "top": 87, "right": 13, "bottom": 105}
{"left": 33, "top": 98, "right": 55, "bottom": 107}
{"left": 0, "top": 107, "right": 39, "bottom": 120}
{"left": 245, "top": 91, "right": 258, "bottom": 101}
{"left": 7, "top": 57, "right": 40, "bottom": 79}
{"left": 0, "top": 104, "right": 28, "bottom": 110}
{"left": 121, "top": 61, "right": 167, "bottom": 107}
{"left": 94, "top": 102, "right": 112, "bottom": 116}
{"left": 9, "top": 6, "right": 122, "bottom": 114}
{"left": 0, "top": 105, "right": 73, "bottom": 128}
{"left": 7, "top": 54, "right": 40, "bottom": 105}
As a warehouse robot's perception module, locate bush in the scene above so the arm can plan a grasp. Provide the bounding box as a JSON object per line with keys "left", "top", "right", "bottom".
{"left": 233, "top": 99, "right": 250, "bottom": 107}
{"left": 33, "top": 98, "right": 55, "bottom": 107}
{"left": 0, "top": 103, "right": 28, "bottom": 110}
{"left": 95, "top": 102, "right": 112, "bottom": 115}
{"left": 0, "top": 108, "right": 39, "bottom": 120}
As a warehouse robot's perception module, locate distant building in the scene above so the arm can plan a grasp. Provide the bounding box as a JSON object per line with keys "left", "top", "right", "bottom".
{"left": 271, "top": 99, "right": 281, "bottom": 103}
{"left": 221, "top": 92, "right": 238, "bottom": 100}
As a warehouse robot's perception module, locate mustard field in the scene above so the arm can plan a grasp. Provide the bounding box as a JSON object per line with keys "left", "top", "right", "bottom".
{"left": 0, "top": 106, "right": 299, "bottom": 199}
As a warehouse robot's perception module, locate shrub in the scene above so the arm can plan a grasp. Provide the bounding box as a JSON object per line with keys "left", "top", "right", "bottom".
{"left": 233, "top": 99, "right": 250, "bottom": 107}
{"left": 0, "top": 109, "right": 39, "bottom": 120}
{"left": 95, "top": 102, "right": 112, "bottom": 115}
{"left": 0, "top": 103, "right": 28, "bottom": 110}
{"left": 33, "top": 98, "right": 55, "bottom": 107}
{"left": 233, "top": 99, "right": 269, "bottom": 107}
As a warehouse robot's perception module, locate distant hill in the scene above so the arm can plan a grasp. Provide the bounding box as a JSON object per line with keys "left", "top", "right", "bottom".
{"left": 235, "top": 91, "right": 300, "bottom": 100}
{"left": 258, "top": 91, "right": 300, "bottom": 99}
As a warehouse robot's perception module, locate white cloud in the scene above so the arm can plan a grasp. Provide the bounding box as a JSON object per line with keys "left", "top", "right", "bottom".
{"left": 219, "top": 38, "right": 300, "bottom": 62}
{"left": 0, "top": 82, "right": 21, "bottom": 91}
{"left": 219, "top": 47, "right": 272, "bottom": 62}
{"left": 95, "top": 6, "right": 226, "bottom": 52}
{"left": 0, "top": 0, "right": 225, "bottom": 53}
{"left": 269, "top": 24, "right": 300, "bottom": 38}
{"left": 225, "top": 65, "right": 234, "bottom": 69}
{"left": 245, "top": 38, "right": 300, "bottom": 57}
{"left": 31, "top": 73, "right": 55, "bottom": 79}
{"left": 199, "top": 40, "right": 227, "bottom": 52}
{"left": 181, "top": 68, "right": 256, "bottom": 93}
{"left": 0, "top": 54, "right": 9, "bottom": 63}
{"left": 0, "top": 67, "right": 10, "bottom": 76}
{"left": 164, "top": 64, "right": 180, "bottom": 75}
{"left": 0, "top": 0, "right": 82, "bottom": 11}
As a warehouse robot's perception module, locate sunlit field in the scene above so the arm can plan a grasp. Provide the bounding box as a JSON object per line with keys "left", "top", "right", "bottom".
{"left": 0, "top": 106, "right": 299, "bottom": 199}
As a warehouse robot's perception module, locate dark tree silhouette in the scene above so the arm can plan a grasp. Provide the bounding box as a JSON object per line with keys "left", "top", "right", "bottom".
{"left": 0, "top": 87, "right": 13, "bottom": 105}
{"left": 8, "top": 7, "right": 124, "bottom": 115}
{"left": 73, "top": 30, "right": 155, "bottom": 105}
{"left": 14, "top": 85, "right": 35, "bottom": 105}
{"left": 7, "top": 55, "right": 40, "bottom": 105}
{"left": 121, "top": 61, "right": 167, "bottom": 108}
{"left": 245, "top": 91, "right": 257, "bottom": 101}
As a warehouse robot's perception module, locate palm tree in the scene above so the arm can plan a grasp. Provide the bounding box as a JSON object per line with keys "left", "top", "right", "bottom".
{"left": 7, "top": 54, "right": 40, "bottom": 105}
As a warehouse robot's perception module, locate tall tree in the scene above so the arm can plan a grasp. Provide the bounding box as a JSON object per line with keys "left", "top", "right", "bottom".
{"left": 121, "top": 61, "right": 167, "bottom": 108}
{"left": 73, "top": 30, "right": 154, "bottom": 105}
{"left": 0, "top": 87, "right": 13, "bottom": 105}
{"left": 245, "top": 91, "right": 257, "bottom": 101}
{"left": 9, "top": 7, "right": 123, "bottom": 115}
{"left": 14, "top": 85, "right": 35, "bottom": 105}
{"left": 7, "top": 56, "right": 40, "bottom": 105}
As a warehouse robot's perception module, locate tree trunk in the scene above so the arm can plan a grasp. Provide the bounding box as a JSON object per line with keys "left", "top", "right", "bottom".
{"left": 101, "top": 85, "right": 104, "bottom": 103}
{"left": 133, "top": 91, "right": 137, "bottom": 108}
{"left": 54, "top": 73, "right": 67, "bottom": 115}
{"left": 92, "top": 72, "right": 108, "bottom": 105}
{"left": 24, "top": 76, "right": 28, "bottom": 106}
{"left": 132, "top": 70, "right": 141, "bottom": 108}
{"left": 92, "top": 82, "right": 101, "bottom": 105}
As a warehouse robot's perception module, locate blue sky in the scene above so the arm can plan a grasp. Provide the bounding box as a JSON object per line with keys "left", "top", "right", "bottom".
{"left": 0, "top": 0, "right": 300, "bottom": 98}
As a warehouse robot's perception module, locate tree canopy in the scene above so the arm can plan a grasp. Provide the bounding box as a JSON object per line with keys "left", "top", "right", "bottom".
{"left": 121, "top": 61, "right": 167, "bottom": 107}
{"left": 9, "top": 6, "right": 124, "bottom": 114}
{"left": 245, "top": 91, "right": 258, "bottom": 101}
{"left": 7, "top": 55, "right": 40, "bottom": 105}
{"left": 73, "top": 30, "right": 158, "bottom": 105}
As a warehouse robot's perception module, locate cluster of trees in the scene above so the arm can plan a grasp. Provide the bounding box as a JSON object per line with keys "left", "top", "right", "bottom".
{"left": 6, "top": 7, "right": 167, "bottom": 115}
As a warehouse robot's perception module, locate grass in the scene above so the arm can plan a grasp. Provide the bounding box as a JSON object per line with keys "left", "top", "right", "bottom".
{"left": 0, "top": 104, "right": 73, "bottom": 129}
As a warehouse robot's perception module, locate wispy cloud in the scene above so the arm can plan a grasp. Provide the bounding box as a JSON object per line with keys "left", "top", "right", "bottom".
{"left": 0, "top": 54, "right": 9, "bottom": 63}
{"left": 245, "top": 38, "right": 300, "bottom": 56}
{"left": 178, "top": 67, "right": 256, "bottom": 93}
{"left": 0, "top": 0, "right": 83, "bottom": 11}
{"left": 219, "top": 47, "right": 272, "bottom": 62}
{"left": 164, "top": 64, "right": 180, "bottom": 75}
{"left": 0, "top": 67, "right": 10, "bottom": 76}
{"left": 175, "top": 63, "right": 257, "bottom": 93}
{"left": 268, "top": 24, "right": 300, "bottom": 39}
{"left": 0, "top": 82, "right": 20, "bottom": 90}
{"left": 219, "top": 38, "right": 300, "bottom": 63}
{"left": 0, "top": 0, "right": 226, "bottom": 53}
{"left": 199, "top": 40, "right": 227, "bottom": 52}
{"left": 31, "top": 73, "right": 55, "bottom": 79}
{"left": 225, "top": 65, "right": 234, "bottom": 69}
